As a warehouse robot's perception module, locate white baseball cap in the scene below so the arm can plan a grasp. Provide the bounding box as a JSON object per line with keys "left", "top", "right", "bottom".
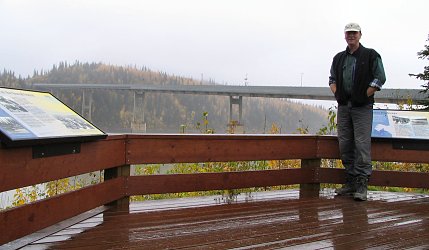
{"left": 344, "top": 23, "right": 361, "bottom": 32}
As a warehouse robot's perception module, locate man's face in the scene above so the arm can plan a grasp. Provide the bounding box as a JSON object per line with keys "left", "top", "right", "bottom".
{"left": 344, "top": 31, "right": 361, "bottom": 47}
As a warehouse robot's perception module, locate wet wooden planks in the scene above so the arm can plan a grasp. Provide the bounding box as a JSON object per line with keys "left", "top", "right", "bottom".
{"left": 19, "top": 190, "right": 429, "bottom": 250}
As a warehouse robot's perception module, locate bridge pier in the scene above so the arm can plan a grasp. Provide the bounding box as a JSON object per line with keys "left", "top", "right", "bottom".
{"left": 81, "top": 90, "right": 93, "bottom": 121}
{"left": 228, "top": 96, "right": 245, "bottom": 133}
{"left": 229, "top": 96, "right": 243, "bottom": 124}
{"left": 131, "top": 91, "right": 147, "bottom": 133}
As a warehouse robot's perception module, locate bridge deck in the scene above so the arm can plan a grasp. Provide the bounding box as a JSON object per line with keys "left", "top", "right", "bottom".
{"left": 32, "top": 83, "right": 427, "bottom": 103}
{"left": 17, "top": 189, "right": 429, "bottom": 250}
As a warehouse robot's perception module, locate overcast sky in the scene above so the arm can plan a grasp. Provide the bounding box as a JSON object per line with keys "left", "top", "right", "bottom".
{"left": 0, "top": 0, "right": 428, "bottom": 89}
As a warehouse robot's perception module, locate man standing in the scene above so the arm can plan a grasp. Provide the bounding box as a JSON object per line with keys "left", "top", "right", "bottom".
{"left": 329, "top": 23, "right": 386, "bottom": 201}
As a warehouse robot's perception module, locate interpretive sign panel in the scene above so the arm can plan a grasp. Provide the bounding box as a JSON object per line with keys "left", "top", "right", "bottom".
{"left": 0, "top": 87, "right": 106, "bottom": 147}
{"left": 372, "top": 109, "right": 429, "bottom": 140}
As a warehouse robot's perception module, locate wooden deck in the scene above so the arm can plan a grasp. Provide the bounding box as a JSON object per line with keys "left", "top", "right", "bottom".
{"left": 2, "top": 135, "right": 429, "bottom": 249}
{"left": 15, "top": 189, "right": 429, "bottom": 250}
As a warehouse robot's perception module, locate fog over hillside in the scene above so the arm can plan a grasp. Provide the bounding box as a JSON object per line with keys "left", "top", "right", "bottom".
{"left": 1, "top": 62, "right": 330, "bottom": 134}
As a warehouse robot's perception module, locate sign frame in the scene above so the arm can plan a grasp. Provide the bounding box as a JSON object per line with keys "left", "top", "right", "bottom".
{"left": 0, "top": 87, "right": 107, "bottom": 147}
{"left": 372, "top": 109, "right": 429, "bottom": 140}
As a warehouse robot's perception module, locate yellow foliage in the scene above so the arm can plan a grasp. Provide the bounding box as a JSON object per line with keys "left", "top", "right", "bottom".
{"left": 12, "top": 185, "right": 42, "bottom": 207}
{"left": 270, "top": 123, "right": 280, "bottom": 134}
{"left": 12, "top": 188, "right": 27, "bottom": 207}
{"left": 373, "top": 162, "right": 429, "bottom": 172}
{"left": 46, "top": 178, "right": 72, "bottom": 197}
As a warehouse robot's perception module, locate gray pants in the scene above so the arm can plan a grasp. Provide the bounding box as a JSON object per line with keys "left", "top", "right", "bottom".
{"left": 337, "top": 103, "right": 373, "bottom": 177}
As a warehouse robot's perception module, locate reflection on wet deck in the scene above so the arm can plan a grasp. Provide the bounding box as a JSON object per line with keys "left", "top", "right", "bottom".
{"left": 20, "top": 189, "right": 429, "bottom": 249}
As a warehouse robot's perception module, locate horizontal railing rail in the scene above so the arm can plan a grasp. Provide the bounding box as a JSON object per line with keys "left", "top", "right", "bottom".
{"left": 1, "top": 134, "right": 429, "bottom": 246}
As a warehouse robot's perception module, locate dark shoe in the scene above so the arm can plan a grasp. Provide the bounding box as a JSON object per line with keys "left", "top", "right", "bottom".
{"left": 335, "top": 175, "right": 356, "bottom": 196}
{"left": 354, "top": 176, "right": 368, "bottom": 201}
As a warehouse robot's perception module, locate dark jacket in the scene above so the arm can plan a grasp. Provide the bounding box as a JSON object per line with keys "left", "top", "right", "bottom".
{"left": 331, "top": 44, "right": 380, "bottom": 107}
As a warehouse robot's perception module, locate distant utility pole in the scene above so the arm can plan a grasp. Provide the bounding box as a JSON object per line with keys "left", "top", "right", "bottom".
{"left": 300, "top": 73, "right": 304, "bottom": 87}
{"left": 244, "top": 74, "right": 248, "bottom": 86}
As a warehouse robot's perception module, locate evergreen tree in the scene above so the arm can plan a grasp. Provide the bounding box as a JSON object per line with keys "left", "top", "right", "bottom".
{"left": 409, "top": 34, "right": 429, "bottom": 107}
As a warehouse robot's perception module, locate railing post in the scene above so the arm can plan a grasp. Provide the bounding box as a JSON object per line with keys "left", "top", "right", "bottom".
{"left": 104, "top": 165, "right": 130, "bottom": 211}
{"left": 299, "top": 159, "right": 321, "bottom": 198}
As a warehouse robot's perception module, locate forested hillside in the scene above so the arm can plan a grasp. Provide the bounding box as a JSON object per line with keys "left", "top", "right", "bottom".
{"left": 1, "top": 62, "right": 329, "bottom": 134}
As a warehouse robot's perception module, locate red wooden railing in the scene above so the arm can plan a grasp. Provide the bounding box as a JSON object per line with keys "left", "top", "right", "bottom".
{"left": 1, "top": 134, "right": 429, "bottom": 245}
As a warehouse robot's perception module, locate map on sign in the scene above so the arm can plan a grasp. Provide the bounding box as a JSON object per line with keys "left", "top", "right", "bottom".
{"left": 372, "top": 109, "right": 429, "bottom": 139}
{"left": 0, "top": 87, "right": 106, "bottom": 147}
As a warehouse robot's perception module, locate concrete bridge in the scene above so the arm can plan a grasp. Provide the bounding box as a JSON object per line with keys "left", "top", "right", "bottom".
{"left": 31, "top": 83, "right": 427, "bottom": 132}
